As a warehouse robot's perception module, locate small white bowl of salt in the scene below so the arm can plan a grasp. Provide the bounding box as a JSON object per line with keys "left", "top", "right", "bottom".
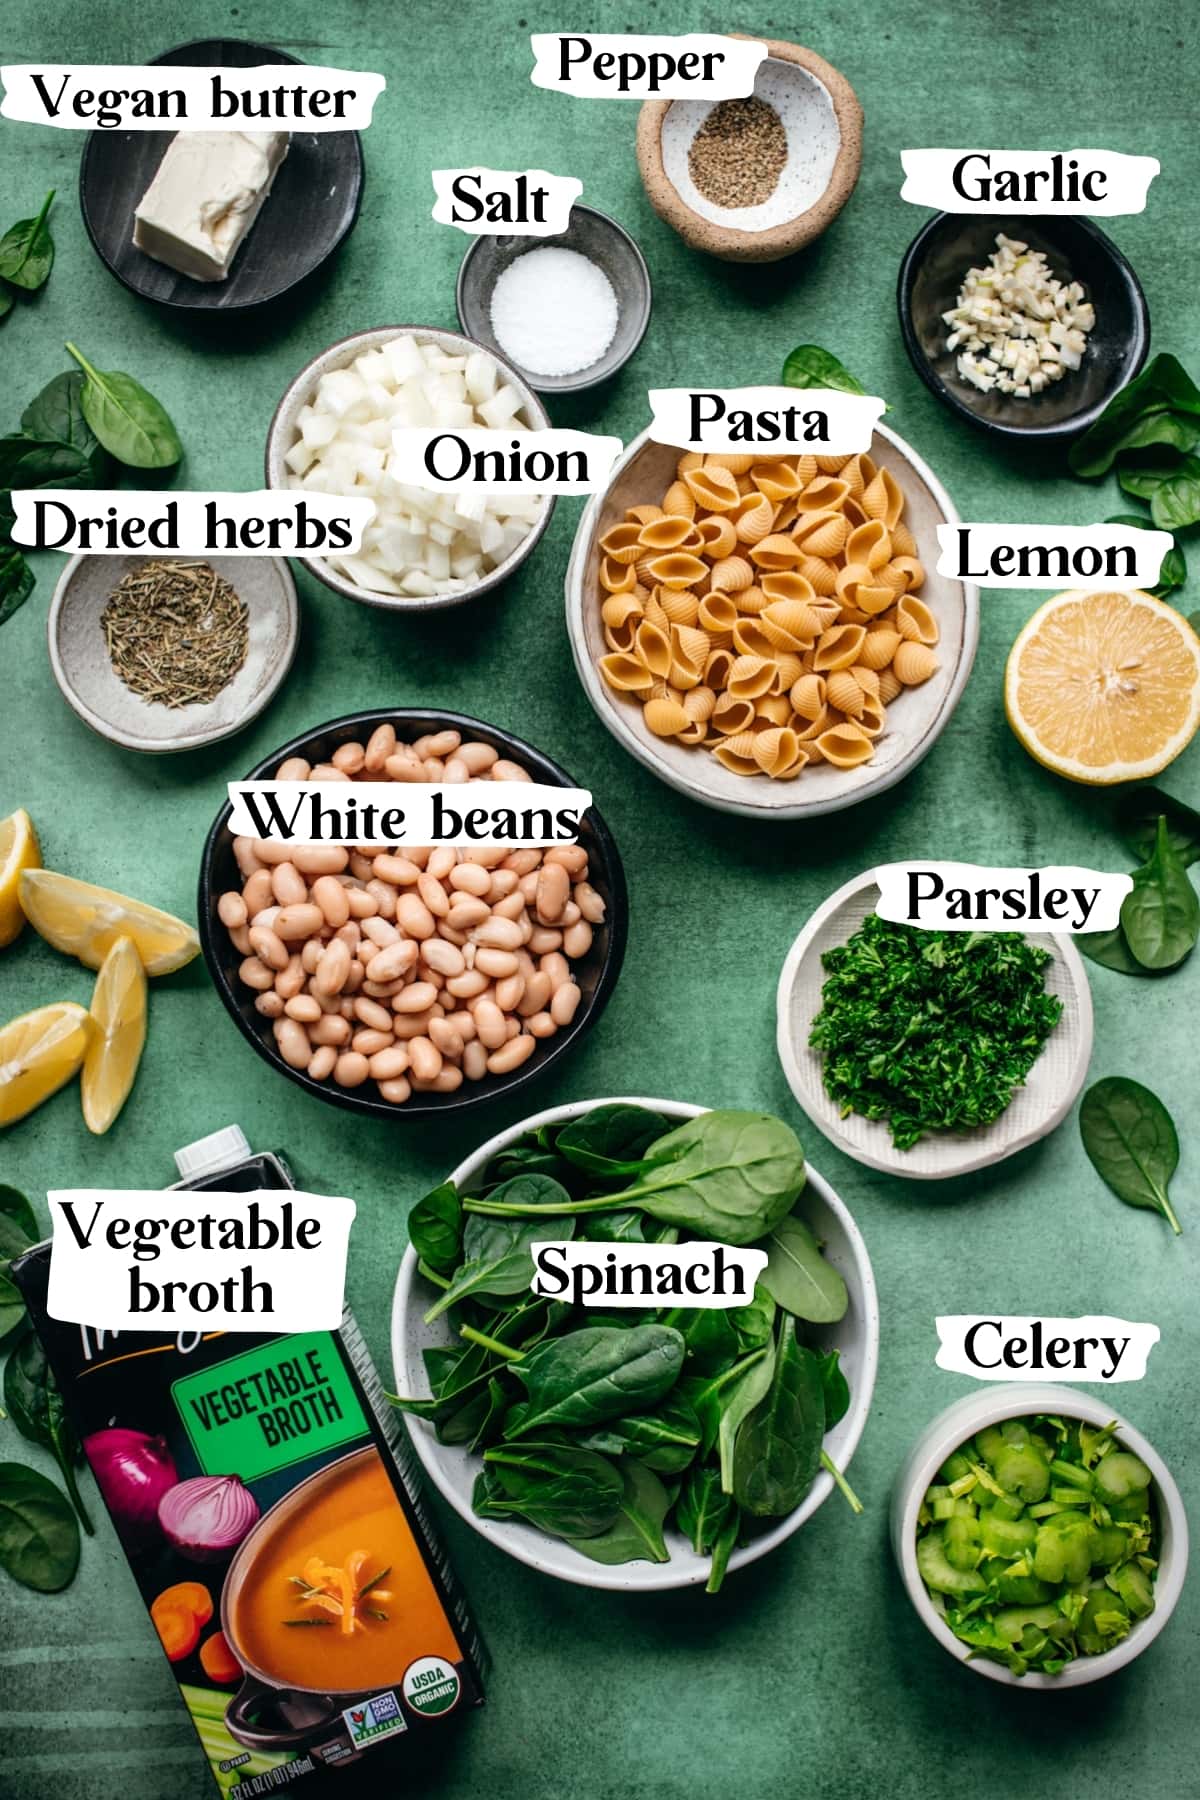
{"left": 456, "top": 204, "right": 652, "bottom": 395}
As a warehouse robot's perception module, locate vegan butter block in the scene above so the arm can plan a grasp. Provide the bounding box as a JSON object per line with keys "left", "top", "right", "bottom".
{"left": 133, "top": 130, "right": 289, "bottom": 281}
{"left": 11, "top": 1174, "right": 485, "bottom": 1797}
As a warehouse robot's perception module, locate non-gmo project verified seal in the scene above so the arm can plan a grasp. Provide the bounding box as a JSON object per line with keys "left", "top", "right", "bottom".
{"left": 341, "top": 1690, "right": 408, "bottom": 1748}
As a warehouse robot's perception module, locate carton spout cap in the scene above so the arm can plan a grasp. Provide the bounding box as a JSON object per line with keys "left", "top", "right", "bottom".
{"left": 174, "top": 1125, "right": 252, "bottom": 1181}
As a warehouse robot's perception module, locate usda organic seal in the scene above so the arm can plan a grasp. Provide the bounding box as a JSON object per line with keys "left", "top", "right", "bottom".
{"left": 403, "top": 1655, "right": 461, "bottom": 1717}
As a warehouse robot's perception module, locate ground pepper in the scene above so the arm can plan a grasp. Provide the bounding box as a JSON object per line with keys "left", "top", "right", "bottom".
{"left": 687, "top": 96, "right": 788, "bottom": 209}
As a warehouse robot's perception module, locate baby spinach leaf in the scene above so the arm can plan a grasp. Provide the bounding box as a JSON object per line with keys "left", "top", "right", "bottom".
{"left": 555, "top": 1103, "right": 669, "bottom": 1177}
{"left": 1077, "top": 923, "right": 1156, "bottom": 976}
{"left": 730, "top": 1283, "right": 776, "bottom": 1352}
{"left": 1080, "top": 1076, "right": 1181, "bottom": 1235}
{"left": 0, "top": 192, "right": 55, "bottom": 292}
{"left": 0, "top": 1461, "right": 79, "bottom": 1591}
{"left": 576, "top": 1391, "right": 702, "bottom": 1473}
{"left": 1118, "top": 456, "right": 1185, "bottom": 501}
{"left": 0, "top": 1193, "right": 36, "bottom": 1340}
{"left": 1104, "top": 515, "right": 1187, "bottom": 600}
{"left": 567, "top": 1458, "right": 671, "bottom": 1565}
{"left": 1120, "top": 816, "right": 1199, "bottom": 970}
{"left": 407, "top": 1179, "right": 463, "bottom": 1275}
{"left": 761, "top": 1214, "right": 848, "bottom": 1323}
{"left": 679, "top": 1348, "right": 770, "bottom": 1458}
{"left": 1117, "top": 787, "right": 1200, "bottom": 868}
{"left": 1069, "top": 354, "right": 1200, "bottom": 478}
{"left": 676, "top": 1460, "right": 734, "bottom": 1555}
{"left": 717, "top": 1338, "right": 777, "bottom": 1494}
{"left": 424, "top": 1214, "right": 571, "bottom": 1323}
{"left": 660, "top": 1304, "right": 738, "bottom": 1374}
{"left": 20, "top": 373, "right": 106, "bottom": 477}
{"left": 471, "top": 1465, "right": 511, "bottom": 1520}
{"left": 1150, "top": 455, "right": 1200, "bottom": 531}
{"left": 3, "top": 1334, "right": 92, "bottom": 1533}
{"left": 65, "top": 342, "right": 182, "bottom": 469}
{"left": 579, "top": 1209, "right": 678, "bottom": 1245}
{"left": 436, "top": 1376, "right": 510, "bottom": 1452}
{"left": 781, "top": 345, "right": 869, "bottom": 396}
{"left": 482, "top": 1441, "right": 622, "bottom": 1538}
{"left": 732, "top": 1321, "right": 824, "bottom": 1517}
{"left": 705, "top": 1503, "right": 740, "bottom": 1594}
{"left": 818, "top": 1349, "right": 850, "bottom": 1429}
{"left": 507, "top": 1324, "right": 685, "bottom": 1439}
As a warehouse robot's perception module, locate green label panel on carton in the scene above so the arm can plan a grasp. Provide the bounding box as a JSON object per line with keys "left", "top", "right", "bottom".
{"left": 172, "top": 1332, "right": 368, "bottom": 1481}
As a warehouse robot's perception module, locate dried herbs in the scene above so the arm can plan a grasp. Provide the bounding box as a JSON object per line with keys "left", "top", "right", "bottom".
{"left": 101, "top": 560, "right": 248, "bottom": 708}
{"left": 809, "top": 914, "right": 1063, "bottom": 1149}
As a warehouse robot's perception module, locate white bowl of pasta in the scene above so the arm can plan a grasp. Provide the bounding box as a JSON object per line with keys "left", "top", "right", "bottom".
{"left": 564, "top": 423, "right": 979, "bottom": 818}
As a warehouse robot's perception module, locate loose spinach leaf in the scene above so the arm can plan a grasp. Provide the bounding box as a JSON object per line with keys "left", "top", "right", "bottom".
{"left": 1117, "top": 787, "right": 1200, "bottom": 868}
{"left": 425, "top": 1214, "right": 571, "bottom": 1323}
{"left": 781, "top": 345, "right": 869, "bottom": 397}
{"left": 1150, "top": 455, "right": 1200, "bottom": 531}
{"left": 760, "top": 1213, "right": 848, "bottom": 1323}
{"left": 660, "top": 1304, "right": 738, "bottom": 1374}
{"left": 407, "top": 1180, "right": 463, "bottom": 1276}
{"left": 818, "top": 1349, "right": 850, "bottom": 1429}
{"left": 730, "top": 1283, "right": 776, "bottom": 1353}
{"left": 676, "top": 1460, "right": 734, "bottom": 1555}
{"left": 3, "top": 1333, "right": 92, "bottom": 1532}
{"left": 679, "top": 1348, "right": 770, "bottom": 1459}
{"left": 705, "top": 1502, "right": 740, "bottom": 1594}
{"left": 482, "top": 1441, "right": 622, "bottom": 1538}
{"left": 732, "top": 1321, "right": 824, "bottom": 1517}
{"left": 1069, "top": 355, "right": 1200, "bottom": 478}
{"left": 579, "top": 1209, "right": 678, "bottom": 1245}
{"left": 1104, "top": 514, "right": 1187, "bottom": 600}
{"left": 471, "top": 1465, "right": 511, "bottom": 1521}
{"left": 555, "top": 1104, "right": 669, "bottom": 1178}
{"left": 506, "top": 1324, "right": 685, "bottom": 1439}
{"left": 0, "top": 192, "right": 55, "bottom": 292}
{"left": 717, "top": 1339, "right": 777, "bottom": 1494}
{"left": 576, "top": 1392, "right": 702, "bottom": 1473}
{"left": 1077, "top": 924, "right": 1156, "bottom": 976}
{"left": 65, "top": 342, "right": 182, "bottom": 469}
{"left": 567, "top": 1458, "right": 671, "bottom": 1565}
{"left": 0, "top": 1194, "right": 36, "bottom": 1341}
{"left": 0, "top": 1461, "right": 79, "bottom": 1591}
{"left": 1118, "top": 455, "right": 1186, "bottom": 501}
{"left": 436, "top": 1376, "right": 510, "bottom": 1452}
{"left": 1080, "top": 1076, "right": 1181, "bottom": 1235}
{"left": 1120, "top": 816, "right": 1199, "bottom": 971}
{"left": 21, "top": 372, "right": 109, "bottom": 481}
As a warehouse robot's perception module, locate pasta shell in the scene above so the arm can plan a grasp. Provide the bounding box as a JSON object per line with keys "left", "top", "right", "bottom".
{"left": 757, "top": 693, "right": 792, "bottom": 725}
{"left": 857, "top": 697, "right": 887, "bottom": 737}
{"left": 850, "top": 664, "right": 881, "bottom": 701}
{"left": 662, "top": 481, "right": 696, "bottom": 520}
{"left": 773, "top": 651, "right": 804, "bottom": 690}
{"left": 858, "top": 627, "right": 900, "bottom": 670}
{"left": 838, "top": 454, "right": 870, "bottom": 501}
{"left": 749, "top": 533, "right": 803, "bottom": 570}
{"left": 861, "top": 468, "right": 904, "bottom": 527}
{"left": 751, "top": 461, "right": 803, "bottom": 502}
{"left": 736, "top": 584, "right": 768, "bottom": 615}
{"left": 625, "top": 503, "right": 663, "bottom": 526}
{"left": 731, "top": 619, "right": 780, "bottom": 659}
{"left": 635, "top": 554, "right": 660, "bottom": 588}
{"left": 753, "top": 727, "right": 803, "bottom": 778}
{"left": 895, "top": 595, "right": 939, "bottom": 645}
{"left": 696, "top": 515, "right": 737, "bottom": 559}
{"left": 813, "top": 453, "right": 851, "bottom": 474}
{"left": 599, "top": 555, "right": 636, "bottom": 593}
{"left": 683, "top": 465, "right": 740, "bottom": 512}
{"left": 711, "top": 693, "right": 755, "bottom": 736}
{"left": 814, "top": 624, "right": 867, "bottom": 672}
{"left": 677, "top": 717, "right": 708, "bottom": 745}
{"left": 890, "top": 555, "right": 925, "bottom": 591}
{"left": 711, "top": 742, "right": 760, "bottom": 776}
{"left": 604, "top": 623, "right": 636, "bottom": 654}
{"left": 644, "top": 593, "right": 671, "bottom": 633}
{"left": 601, "top": 593, "right": 644, "bottom": 631}
{"left": 728, "top": 654, "right": 776, "bottom": 700}
{"left": 878, "top": 666, "right": 902, "bottom": 704}
{"left": 893, "top": 641, "right": 939, "bottom": 685}
{"left": 826, "top": 669, "right": 866, "bottom": 717}
{"left": 799, "top": 476, "right": 851, "bottom": 511}
{"left": 705, "top": 452, "right": 757, "bottom": 474}
{"left": 845, "top": 520, "right": 891, "bottom": 570}
{"left": 599, "top": 653, "right": 653, "bottom": 693}
{"left": 709, "top": 554, "right": 755, "bottom": 593}
{"left": 705, "top": 648, "right": 735, "bottom": 689}
{"left": 667, "top": 657, "right": 703, "bottom": 692}
{"left": 856, "top": 585, "right": 896, "bottom": 617}
{"left": 648, "top": 552, "right": 709, "bottom": 591}
{"left": 794, "top": 511, "right": 849, "bottom": 559}
{"left": 637, "top": 513, "right": 697, "bottom": 551}
{"left": 734, "top": 494, "right": 776, "bottom": 544}
{"left": 760, "top": 599, "right": 821, "bottom": 651}
{"left": 835, "top": 562, "right": 874, "bottom": 601}
{"left": 891, "top": 519, "right": 918, "bottom": 558}
{"left": 796, "top": 703, "right": 837, "bottom": 742}
{"left": 772, "top": 496, "right": 801, "bottom": 532}
{"left": 683, "top": 685, "right": 717, "bottom": 723}
{"left": 797, "top": 554, "right": 838, "bottom": 597}
{"left": 815, "top": 722, "right": 875, "bottom": 769}
{"left": 698, "top": 592, "right": 739, "bottom": 635}
{"left": 598, "top": 521, "right": 644, "bottom": 563}
{"left": 659, "top": 588, "right": 701, "bottom": 627}
{"left": 671, "top": 623, "right": 710, "bottom": 671}
{"left": 634, "top": 620, "right": 672, "bottom": 677}
{"left": 788, "top": 672, "right": 827, "bottom": 721}
{"left": 761, "top": 571, "right": 817, "bottom": 607}
{"left": 675, "top": 451, "right": 703, "bottom": 478}
{"left": 642, "top": 697, "right": 691, "bottom": 737}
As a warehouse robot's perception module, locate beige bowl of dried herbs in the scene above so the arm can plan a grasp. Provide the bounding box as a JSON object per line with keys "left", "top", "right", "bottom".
{"left": 636, "top": 38, "right": 863, "bottom": 263}
{"left": 48, "top": 553, "right": 298, "bottom": 753}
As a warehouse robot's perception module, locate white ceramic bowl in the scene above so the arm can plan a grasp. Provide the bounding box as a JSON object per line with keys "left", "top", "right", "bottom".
{"left": 390, "top": 1095, "right": 879, "bottom": 1591}
{"left": 892, "top": 1384, "right": 1189, "bottom": 1689}
{"left": 565, "top": 422, "right": 978, "bottom": 819}
{"left": 48, "top": 551, "right": 298, "bottom": 753}
{"left": 776, "top": 869, "right": 1094, "bottom": 1179}
{"left": 265, "top": 324, "right": 556, "bottom": 611}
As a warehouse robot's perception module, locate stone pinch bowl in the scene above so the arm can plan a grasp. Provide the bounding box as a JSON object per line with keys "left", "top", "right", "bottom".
{"left": 391, "top": 1095, "right": 879, "bottom": 1591}
{"left": 636, "top": 38, "right": 863, "bottom": 263}
{"left": 48, "top": 552, "right": 298, "bottom": 753}
{"left": 264, "top": 324, "right": 556, "bottom": 611}
{"left": 456, "top": 205, "right": 652, "bottom": 395}
{"left": 775, "top": 869, "right": 1095, "bottom": 1180}
{"left": 565, "top": 421, "right": 979, "bottom": 821}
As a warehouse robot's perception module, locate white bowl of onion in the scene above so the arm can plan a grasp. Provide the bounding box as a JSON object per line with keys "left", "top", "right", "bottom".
{"left": 265, "top": 324, "right": 557, "bottom": 611}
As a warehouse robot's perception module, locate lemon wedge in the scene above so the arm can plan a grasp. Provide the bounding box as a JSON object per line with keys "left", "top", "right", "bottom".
{"left": 18, "top": 869, "right": 199, "bottom": 975}
{"left": 82, "top": 936, "right": 148, "bottom": 1135}
{"left": 1006, "top": 589, "right": 1200, "bottom": 784}
{"left": 0, "top": 1001, "right": 92, "bottom": 1127}
{"left": 0, "top": 808, "right": 41, "bottom": 949}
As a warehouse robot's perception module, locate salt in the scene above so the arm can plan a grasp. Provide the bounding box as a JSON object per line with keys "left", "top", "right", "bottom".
{"left": 489, "top": 247, "right": 619, "bottom": 378}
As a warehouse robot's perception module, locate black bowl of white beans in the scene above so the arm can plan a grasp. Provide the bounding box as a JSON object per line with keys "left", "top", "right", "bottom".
{"left": 198, "top": 709, "right": 628, "bottom": 1118}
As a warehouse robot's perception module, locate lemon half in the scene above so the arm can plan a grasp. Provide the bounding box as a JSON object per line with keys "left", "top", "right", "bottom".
{"left": 18, "top": 869, "right": 199, "bottom": 975}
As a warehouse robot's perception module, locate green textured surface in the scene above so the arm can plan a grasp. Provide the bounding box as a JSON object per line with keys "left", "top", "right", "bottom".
{"left": 1, "top": 2, "right": 1198, "bottom": 1796}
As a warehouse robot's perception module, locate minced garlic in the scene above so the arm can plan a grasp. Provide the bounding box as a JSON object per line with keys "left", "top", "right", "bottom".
{"left": 943, "top": 234, "right": 1095, "bottom": 398}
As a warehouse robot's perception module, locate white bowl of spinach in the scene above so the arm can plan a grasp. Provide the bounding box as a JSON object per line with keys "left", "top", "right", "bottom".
{"left": 390, "top": 1098, "right": 878, "bottom": 1591}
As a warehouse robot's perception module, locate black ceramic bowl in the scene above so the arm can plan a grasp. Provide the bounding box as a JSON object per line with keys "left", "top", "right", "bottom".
{"left": 198, "top": 710, "right": 628, "bottom": 1118}
{"left": 897, "top": 213, "right": 1150, "bottom": 444}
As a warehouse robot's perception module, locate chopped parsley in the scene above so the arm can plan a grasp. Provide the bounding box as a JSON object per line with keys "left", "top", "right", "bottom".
{"left": 809, "top": 914, "right": 1064, "bottom": 1150}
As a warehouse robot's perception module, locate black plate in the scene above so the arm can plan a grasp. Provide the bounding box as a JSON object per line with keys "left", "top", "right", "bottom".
{"left": 897, "top": 212, "right": 1150, "bottom": 443}
{"left": 79, "top": 38, "right": 364, "bottom": 311}
{"left": 198, "top": 710, "right": 629, "bottom": 1119}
